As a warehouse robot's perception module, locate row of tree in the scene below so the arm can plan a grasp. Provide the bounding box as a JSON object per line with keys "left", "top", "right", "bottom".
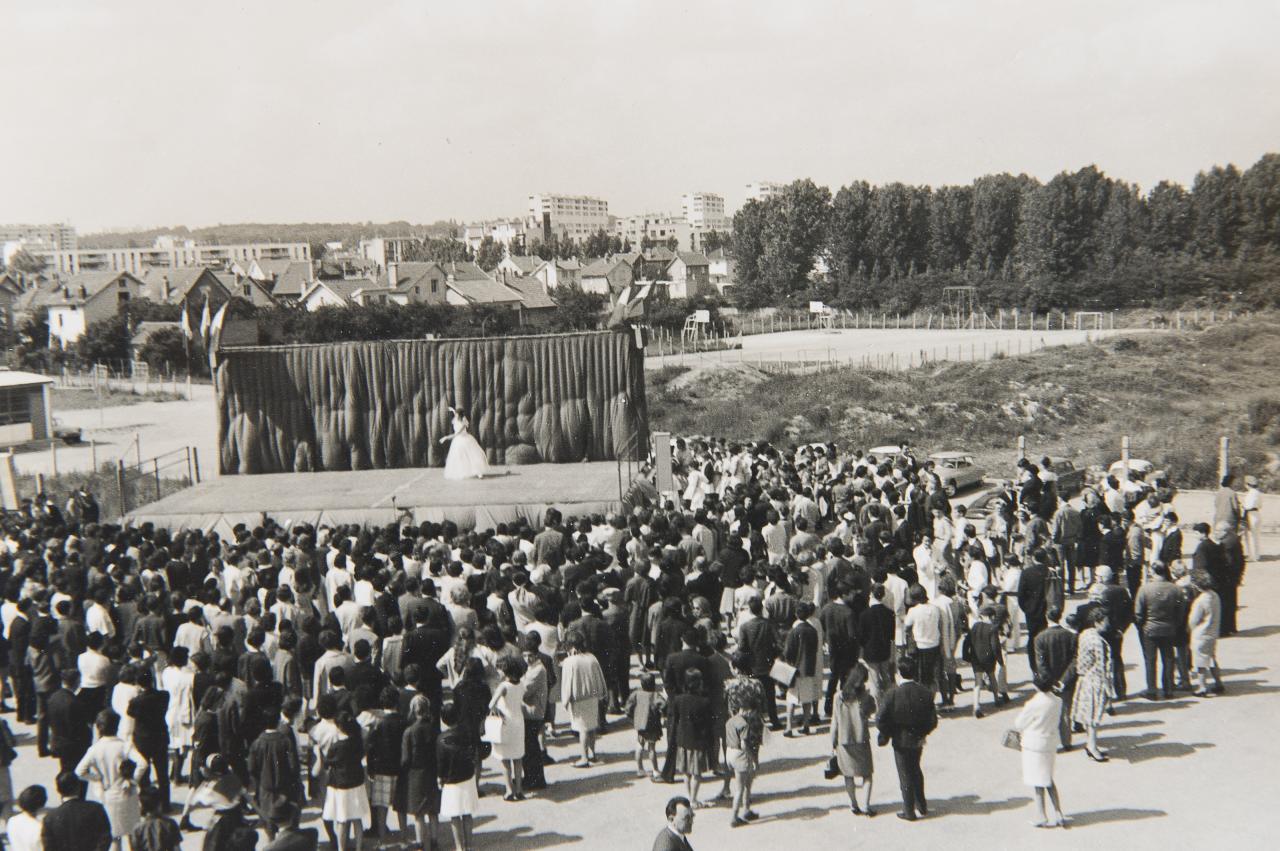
{"left": 731, "top": 154, "right": 1280, "bottom": 310}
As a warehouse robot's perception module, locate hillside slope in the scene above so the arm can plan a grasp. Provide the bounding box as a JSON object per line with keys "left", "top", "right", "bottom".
{"left": 648, "top": 316, "right": 1280, "bottom": 488}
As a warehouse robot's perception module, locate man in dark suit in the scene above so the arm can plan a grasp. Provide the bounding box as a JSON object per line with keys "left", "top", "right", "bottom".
{"left": 1033, "top": 605, "right": 1078, "bottom": 750}
{"left": 651, "top": 795, "right": 696, "bottom": 851}
{"left": 42, "top": 771, "right": 112, "bottom": 851}
{"left": 128, "top": 671, "right": 171, "bottom": 807}
{"left": 877, "top": 658, "right": 938, "bottom": 821}
{"left": 1017, "top": 551, "right": 1051, "bottom": 676}
{"left": 1092, "top": 565, "right": 1133, "bottom": 699}
{"left": 659, "top": 629, "right": 711, "bottom": 783}
{"left": 47, "top": 670, "right": 92, "bottom": 780}
{"left": 737, "top": 597, "right": 780, "bottom": 729}
{"left": 819, "top": 584, "right": 860, "bottom": 718}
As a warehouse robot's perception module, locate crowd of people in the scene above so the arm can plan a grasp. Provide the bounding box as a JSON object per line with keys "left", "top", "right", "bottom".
{"left": 0, "top": 440, "right": 1259, "bottom": 850}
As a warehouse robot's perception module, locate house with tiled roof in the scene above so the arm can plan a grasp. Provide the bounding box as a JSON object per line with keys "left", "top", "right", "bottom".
{"left": 40, "top": 271, "right": 150, "bottom": 348}
{"left": 666, "top": 251, "right": 711, "bottom": 298}
{"left": 579, "top": 257, "right": 634, "bottom": 296}
{"left": 530, "top": 257, "right": 583, "bottom": 290}
{"left": 496, "top": 254, "right": 543, "bottom": 279}
{"left": 0, "top": 273, "right": 24, "bottom": 338}
{"left": 300, "top": 279, "right": 369, "bottom": 311}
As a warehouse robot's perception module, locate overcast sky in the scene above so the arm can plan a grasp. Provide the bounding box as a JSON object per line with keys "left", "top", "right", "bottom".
{"left": 3, "top": 0, "right": 1278, "bottom": 233}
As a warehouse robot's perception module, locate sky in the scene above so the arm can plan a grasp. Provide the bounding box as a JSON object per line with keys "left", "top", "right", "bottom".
{"left": 3, "top": 0, "right": 1278, "bottom": 233}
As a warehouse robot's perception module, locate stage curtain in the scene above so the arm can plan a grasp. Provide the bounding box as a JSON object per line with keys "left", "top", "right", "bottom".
{"left": 216, "top": 330, "right": 648, "bottom": 475}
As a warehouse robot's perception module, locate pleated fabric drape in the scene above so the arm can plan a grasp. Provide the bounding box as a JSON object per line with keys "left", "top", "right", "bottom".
{"left": 216, "top": 330, "right": 648, "bottom": 475}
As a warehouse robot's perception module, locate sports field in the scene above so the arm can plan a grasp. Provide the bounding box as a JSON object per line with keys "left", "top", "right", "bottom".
{"left": 647, "top": 327, "right": 1152, "bottom": 371}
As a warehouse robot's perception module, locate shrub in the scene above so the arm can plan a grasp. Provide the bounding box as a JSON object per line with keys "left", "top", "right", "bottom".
{"left": 1246, "top": 398, "right": 1280, "bottom": 434}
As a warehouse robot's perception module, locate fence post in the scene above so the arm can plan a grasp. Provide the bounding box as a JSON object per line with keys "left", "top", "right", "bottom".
{"left": 135, "top": 433, "right": 142, "bottom": 467}
{"left": 154, "top": 459, "right": 162, "bottom": 501}
{"left": 91, "top": 439, "right": 98, "bottom": 472}
{"left": 1017, "top": 435, "right": 1026, "bottom": 460}
{"left": 36, "top": 472, "right": 45, "bottom": 496}
{"left": 192, "top": 447, "right": 201, "bottom": 484}
{"left": 1219, "top": 436, "right": 1230, "bottom": 480}
{"left": 117, "top": 460, "right": 128, "bottom": 515}
{"left": 1121, "top": 435, "right": 1131, "bottom": 478}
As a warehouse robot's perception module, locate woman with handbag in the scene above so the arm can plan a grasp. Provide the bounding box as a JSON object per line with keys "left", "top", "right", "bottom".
{"left": 1012, "top": 676, "right": 1067, "bottom": 828}
{"left": 559, "top": 632, "right": 608, "bottom": 768}
{"left": 830, "top": 664, "right": 876, "bottom": 816}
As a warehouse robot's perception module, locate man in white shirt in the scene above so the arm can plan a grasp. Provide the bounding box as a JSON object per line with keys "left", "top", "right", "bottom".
{"left": 882, "top": 568, "right": 909, "bottom": 652}
{"left": 85, "top": 590, "right": 115, "bottom": 639}
{"left": 332, "top": 586, "right": 362, "bottom": 641}
{"left": 323, "top": 554, "right": 353, "bottom": 609}
{"left": 6, "top": 784, "right": 45, "bottom": 851}
{"left": 1242, "top": 474, "right": 1263, "bottom": 560}
{"left": 903, "top": 586, "right": 942, "bottom": 699}
{"left": 75, "top": 711, "right": 149, "bottom": 803}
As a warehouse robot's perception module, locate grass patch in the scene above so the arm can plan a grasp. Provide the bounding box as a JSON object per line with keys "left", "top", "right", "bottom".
{"left": 647, "top": 313, "right": 1280, "bottom": 489}
{"left": 52, "top": 386, "right": 186, "bottom": 410}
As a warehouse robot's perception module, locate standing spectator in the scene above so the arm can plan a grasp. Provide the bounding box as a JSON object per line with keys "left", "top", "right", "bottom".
{"left": 8, "top": 784, "right": 47, "bottom": 851}
{"left": 830, "top": 664, "right": 876, "bottom": 817}
{"left": 903, "top": 586, "right": 941, "bottom": 699}
{"left": 967, "top": 605, "right": 1004, "bottom": 717}
{"left": 28, "top": 633, "right": 60, "bottom": 758}
{"left": 559, "top": 634, "right": 608, "bottom": 768}
{"left": 819, "top": 584, "right": 859, "bottom": 719}
{"left": 401, "top": 695, "right": 442, "bottom": 851}
{"left": 103, "top": 757, "right": 143, "bottom": 849}
{"left": 437, "top": 700, "right": 479, "bottom": 851}
{"left": 321, "top": 713, "right": 370, "bottom": 851}
{"left": 857, "top": 585, "right": 895, "bottom": 711}
{"left": 518, "top": 634, "right": 550, "bottom": 790}
{"left": 42, "top": 771, "right": 112, "bottom": 851}
{"left": 724, "top": 686, "right": 763, "bottom": 827}
{"left": 1033, "top": 606, "right": 1078, "bottom": 750}
{"left": 1133, "top": 562, "right": 1184, "bottom": 700}
{"left": 736, "top": 599, "right": 780, "bottom": 730}
{"left": 75, "top": 711, "right": 147, "bottom": 804}
{"left": 782, "top": 603, "right": 820, "bottom": 736}
{"left": 668, "top": 668, "right": 713, "bottom": 810}
{"left": 876, "top": 658, "right": 938, "bottom": 822}
{"left": 1240, "top": 475, "right": 1263, "bottom": 561}
{"left": 1187, "top": 570, "right": 1225, "bottom": 696}
{"left": 247, "top": 697, "right": 304, "bottom": 841}
{"left": 1088, "top": 566, "right": 1133, "bottom": 700}
{"left": 1071, "top": 608, "right": 1115, "bottom": 762}
{"left": 651, "top": 795, "right": 696, "bottom": 851}
{"left": 1017, "top": 552, "right": 1050, "bottom": 677}
{"left": 1012, "top": 677, "right": 1067, "bottom": 828}
{"left": 1213, "top": 473, "right": 1241, "bottom": 530}
{"left": 626, "top": 672, "right": 665, "bottom": 779}
{"left": 127, "top": 672, "right": 171, "bottom": 809}
{"left": 488, "top": 655, "right": 528, "bottom": 801}
{"left": 261, "top": 801, "right": 319, "bottom": 851}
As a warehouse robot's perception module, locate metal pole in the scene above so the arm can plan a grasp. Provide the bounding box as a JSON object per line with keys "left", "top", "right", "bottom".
{"left": 117, "top": 460, "right": 128, "bottom": 514}
{"left": 154, "top": 458, "right": 162, "bottom": 501}
{"left": 192, "top": 447, "right": 201, "bottom": 483}
{"left": 91, "top": 439, "right": 98, "bottom": 472}
{"left": 1219, "top": 436, "right": 1230, "bottom": 481}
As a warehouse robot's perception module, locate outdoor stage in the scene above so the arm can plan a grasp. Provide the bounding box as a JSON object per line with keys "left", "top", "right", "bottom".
{"left": 124, "top": 462, "right": 623, "bottom": 534}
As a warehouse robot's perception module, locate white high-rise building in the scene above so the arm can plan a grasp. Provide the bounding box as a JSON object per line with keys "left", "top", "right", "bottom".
{"left": 745, "top": 181, "right": 786, "bottom": 202}
{"left": 527, "top": 194, "right": 610, "bottom": 242}
{"left": 680, "top": 192, "right": 728, "bottom": 230}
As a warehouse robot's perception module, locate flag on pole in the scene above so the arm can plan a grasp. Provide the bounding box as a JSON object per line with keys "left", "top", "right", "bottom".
{"left": 199, "top": 298, "right": 211, "bottom": 345}
{"left": 207, "top": 301, "right": 228, "bottom": 370}
{"left": 180, "top": 306, "right": 192, "bottom": 340}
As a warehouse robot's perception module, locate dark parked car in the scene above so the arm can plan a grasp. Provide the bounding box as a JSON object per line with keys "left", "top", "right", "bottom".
{"left": 1044, "top": 458, "right": 1086, "bottom": 497}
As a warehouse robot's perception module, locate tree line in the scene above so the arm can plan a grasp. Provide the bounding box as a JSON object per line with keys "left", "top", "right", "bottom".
{"left": 731, "top": 154, "right": 1280, "bottom": 310}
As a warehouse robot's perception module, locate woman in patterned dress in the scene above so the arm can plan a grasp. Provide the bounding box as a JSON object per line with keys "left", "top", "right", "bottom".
{"left": 1071, "top": 607, "right": 1116, "bottom": 762}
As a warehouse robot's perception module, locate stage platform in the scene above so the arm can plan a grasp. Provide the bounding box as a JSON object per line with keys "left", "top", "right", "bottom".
{"left": 125, "top": 462, "right": 623, "bottom": 533}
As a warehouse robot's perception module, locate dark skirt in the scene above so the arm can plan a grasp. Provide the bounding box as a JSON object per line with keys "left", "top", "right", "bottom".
{"left": 404, "top": 769, "right": 441, "bottom": 816}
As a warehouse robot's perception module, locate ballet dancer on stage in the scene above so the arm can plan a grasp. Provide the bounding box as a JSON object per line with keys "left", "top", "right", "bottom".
{"left": 440, "top": 405, "right": 490, "bottom": 480}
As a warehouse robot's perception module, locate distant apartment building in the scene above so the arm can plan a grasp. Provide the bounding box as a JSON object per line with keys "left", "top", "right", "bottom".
{"left": 358, "top": 236, "right": 419, "bottom": 270}
{"left": 462, "top": 219, "right": 527, "bottom": 252}
{"left": 745, "top": 181, "right": 786, "bottom": 202}
{"left": 614, "top": 213, "right": 682, "bottom": 248}
{"left": 0, "top": 223, "right": 77, "bottom": 252}
{"left": 680, "top": 193, "right": 728, "bottom": 230}
{"left": 527, "top": 194, "right": 610, "bottom": 242}
{"left": 34, "top": 237, "right": 310, "bottom": 275}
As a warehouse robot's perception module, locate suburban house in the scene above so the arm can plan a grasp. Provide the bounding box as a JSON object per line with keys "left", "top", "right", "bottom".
{"left": 500, "top": 275, "right": 559, "bottom": 325}
{"left": 707, "top": 247, "right": 735, "bottom": 293}
{"left": 216, "top": 271, "right": 279, "bottom": 308}
{"left": 630, "top": 246, "right": 675, "bottom": 280}
{"left": 665, "top": 251, "right": 711, "bottom": 299}
{"left": 579, "top": 257, "right": 634, "bottom": 296}
{"left": 230, "top": 258, "right": 314, "bottom": 301}
{"left": 42, "top": 271, "right": 150, "bottom": 348}
{"left": 130, "top": 321, "right": 182, "bottom": 362}
{"left": 385, "top": 261, "right": 450, "bottom": 305}
{"left": 0, "top": 273, "right": 24, "bottom": 340}
{"left": 496, "top": 254, "right": 542, "bottom": 280}
{"left": 300, "top": 279, "right": 370, "bottom": 311}
{"left": 531, "top": 258, "right": 582, "bottom": 290}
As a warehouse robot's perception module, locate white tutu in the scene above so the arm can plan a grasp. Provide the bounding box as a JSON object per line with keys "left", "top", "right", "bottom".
{"left": 444, "top": 431, "right": 489, "bottom": 480}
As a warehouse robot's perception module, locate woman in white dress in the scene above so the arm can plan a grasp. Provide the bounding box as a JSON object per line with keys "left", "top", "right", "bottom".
{"left": 488, "top": 656, "right": 528, "bottom": 801}
{"left": 1013, "top": 676, "right": 1067, "bottom": 828}
{"left": 440, "top": 406, "right": 489, "bottom": 480}
{"left": 162, "top": 647, "right": 197, "bottom": 783}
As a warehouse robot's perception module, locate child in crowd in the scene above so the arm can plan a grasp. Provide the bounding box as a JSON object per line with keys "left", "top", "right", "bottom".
{"left": 129, "top": 786, "right": 183, "bottom": 851}
{"left": 968, "top": 605, "right": 1005, "bottom": 717}
{"left": 669, "top": 668, "right": 713, "bottom": 809}
{"left": 437, "top": 700, "right": 479, "bottom": 851}
{"left": 724, "top": 693, "right": 764, "bottom": 827}
{"left": 104, "top": 758, "right": 143, "bottom": 851}
{"left": 624, "top": 672, "right": 666, "bottom": 779}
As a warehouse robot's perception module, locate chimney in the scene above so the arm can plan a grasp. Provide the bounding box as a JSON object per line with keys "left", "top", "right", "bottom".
{"left": 161, "top": 275, "right": 170, "bottom": 302}
{"left": 387, "top": 262, "right": 398, "bottom": 287}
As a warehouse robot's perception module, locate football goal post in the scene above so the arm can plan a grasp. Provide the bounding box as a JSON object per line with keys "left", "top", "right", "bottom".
{"left": 1074, "top": 311, "right": 1104, "bottom": 330}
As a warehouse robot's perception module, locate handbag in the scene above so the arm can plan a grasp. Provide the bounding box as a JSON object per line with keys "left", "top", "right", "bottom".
{"left": 769, "top": 659, "right": 798, "bottom": 687}
{"left": 482, "top": 713, "right": 505, "bottom": 745}
{"left": 1001, "top": 729, "right": 1021, "bottom": 751}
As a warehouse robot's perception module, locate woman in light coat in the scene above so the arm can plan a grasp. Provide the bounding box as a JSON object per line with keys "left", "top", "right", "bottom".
{"left": 1014, "top": 676, "right": 1067, "bottom": 828}
{"left": 1187, "top": 569, "right": 1224, "bottom": 696}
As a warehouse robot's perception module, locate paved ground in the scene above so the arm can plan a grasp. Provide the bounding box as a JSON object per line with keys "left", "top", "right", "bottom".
{"left": 4, "top": 531, "right": 1275, "bottom": 848}
{"left": 647, "top": 327, "right": 1153, "bottom": 371}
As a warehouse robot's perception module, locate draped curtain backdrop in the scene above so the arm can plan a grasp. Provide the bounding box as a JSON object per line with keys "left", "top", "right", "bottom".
{"left": 216, "top": 330, "right": 648, "bottom": 475}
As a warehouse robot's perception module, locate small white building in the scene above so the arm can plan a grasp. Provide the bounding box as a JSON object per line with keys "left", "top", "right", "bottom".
{"left": 0, "top": 370, "right": 54, "bottom": 446}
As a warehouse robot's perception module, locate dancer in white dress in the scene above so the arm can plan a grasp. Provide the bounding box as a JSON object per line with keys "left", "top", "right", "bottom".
{"left": 441, "top": 406, "right": 489, "bottom": 480}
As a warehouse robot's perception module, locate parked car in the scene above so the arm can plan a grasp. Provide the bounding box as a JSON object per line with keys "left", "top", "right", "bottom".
{"left": 962, "top": 483, "right": 1016, "bottom": 521}
{"left": 52, "top": 419, "right": 82, "bottom": 445}
{"left": 1107, "top": 458, "right": 1156, "bottom": 479}
{"left": 929, "top": 451, "right": 986, "bottom": 496}
{"left": 1044, "top": 458, "right": 1086, "bottom": 496}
